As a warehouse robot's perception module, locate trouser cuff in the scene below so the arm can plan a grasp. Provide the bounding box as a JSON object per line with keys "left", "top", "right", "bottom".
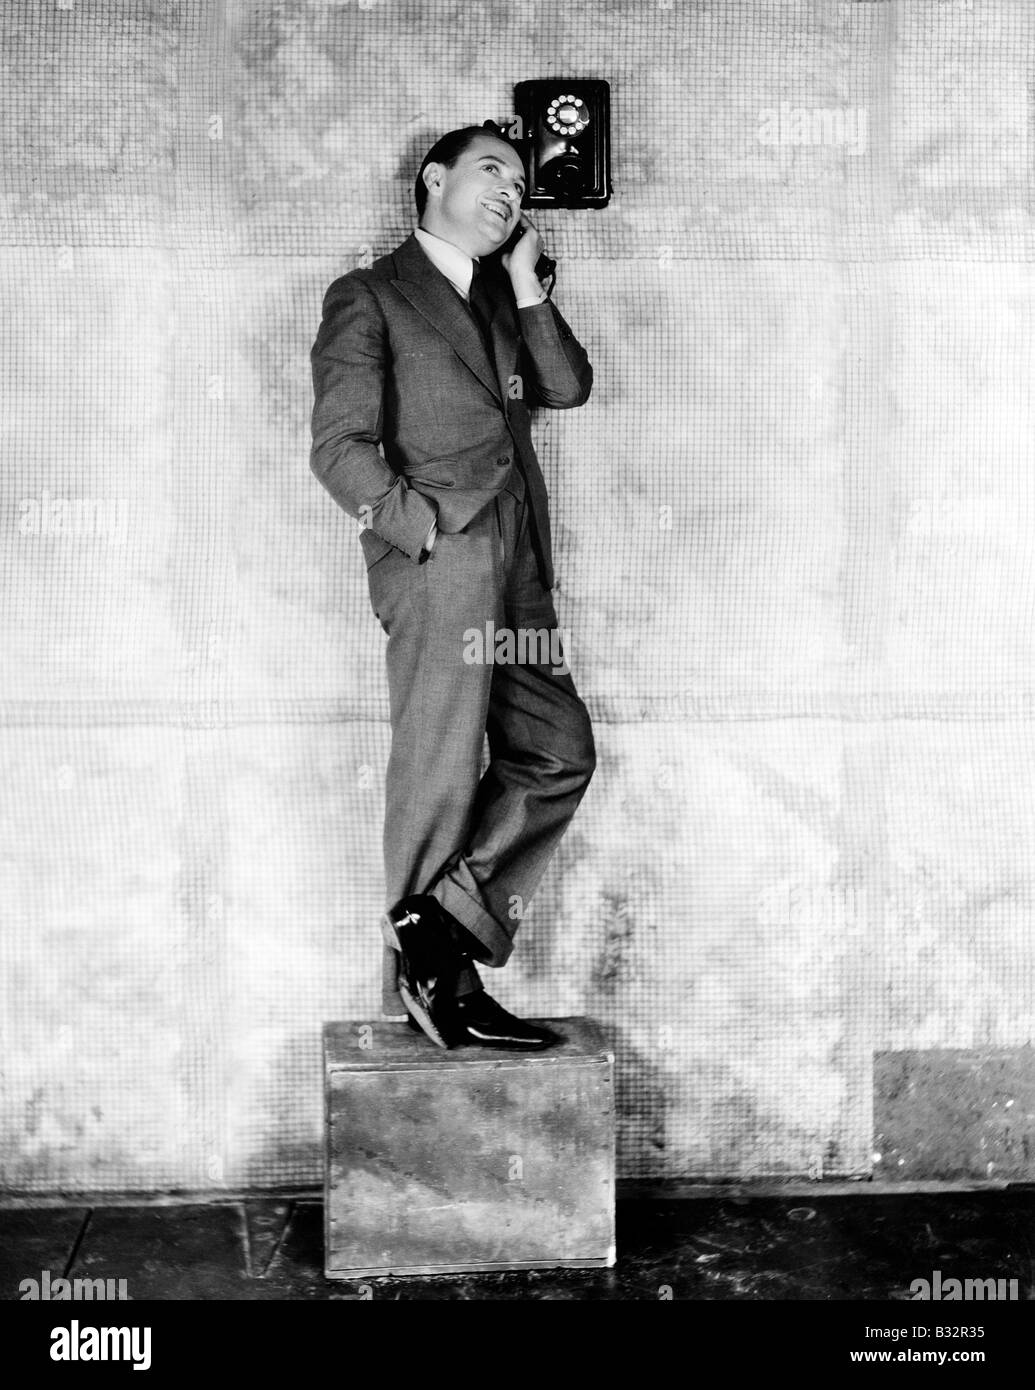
{"left": 430, "top": 879, "right": 514, "bottom": 970}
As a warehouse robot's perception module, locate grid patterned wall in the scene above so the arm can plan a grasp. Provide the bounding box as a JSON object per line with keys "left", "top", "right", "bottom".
{"left": 1, "top": 0, "right": 1033, "bottom": 1190}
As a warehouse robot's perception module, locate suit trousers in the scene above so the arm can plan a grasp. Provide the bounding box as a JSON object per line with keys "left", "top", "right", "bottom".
{"left": 367, "top": 473, "right": 596, "bottom": 1016}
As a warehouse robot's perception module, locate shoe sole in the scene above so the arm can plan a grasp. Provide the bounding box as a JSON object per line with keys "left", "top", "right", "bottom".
{"left": 460, "top": 1028, "right": 553, "bottom": 1050}
{"left": 381, "top": 912, "right": 452, "bottom": 1050}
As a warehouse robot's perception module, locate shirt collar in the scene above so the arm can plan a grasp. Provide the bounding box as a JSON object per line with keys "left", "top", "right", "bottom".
{"left": 414, "top": 227, "right": 478, "bottom": 300}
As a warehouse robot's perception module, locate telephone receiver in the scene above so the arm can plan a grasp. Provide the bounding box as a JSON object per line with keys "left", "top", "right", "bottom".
{"left": 491, "top": 219, "right": 557, "bottom": 283}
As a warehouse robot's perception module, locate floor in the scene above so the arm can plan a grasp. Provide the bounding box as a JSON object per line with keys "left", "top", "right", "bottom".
{"left": 3, "top": 1187, "right": 1034, "bottom": 1300}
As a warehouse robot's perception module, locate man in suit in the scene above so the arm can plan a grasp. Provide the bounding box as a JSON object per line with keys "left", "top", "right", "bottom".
{"left": 310, "top": 125, "right": 595, "bottom": 1050}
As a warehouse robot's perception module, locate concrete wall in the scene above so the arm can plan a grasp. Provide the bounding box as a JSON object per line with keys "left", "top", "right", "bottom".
{"left": 2, "top": 0, "right": 1034, "bottom": 1190}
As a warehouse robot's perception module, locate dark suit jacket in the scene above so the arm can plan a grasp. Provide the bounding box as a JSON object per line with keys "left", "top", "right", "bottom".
{"left": 310, "top": 232, "right": 593, "bottom": 590}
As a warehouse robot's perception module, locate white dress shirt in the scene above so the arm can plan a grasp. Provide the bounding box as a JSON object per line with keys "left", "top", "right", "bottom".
{"left": 413, "top": 227, "right": 547, "bottom": 308}
{"left": 412, "top": 228, "right": 547, "bottom": 553}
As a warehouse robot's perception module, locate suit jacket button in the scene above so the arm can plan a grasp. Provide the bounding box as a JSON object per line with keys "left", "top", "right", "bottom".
{"left": 497, "top": 455, "right": 511, "bottom": 466}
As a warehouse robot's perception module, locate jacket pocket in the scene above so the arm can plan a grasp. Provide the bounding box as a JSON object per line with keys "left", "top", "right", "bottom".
{"left": 405, "top": 458, "right": 458, "bottom": 488}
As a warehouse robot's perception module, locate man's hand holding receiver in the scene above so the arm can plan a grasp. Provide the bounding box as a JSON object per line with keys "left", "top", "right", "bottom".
{"left": 501, "top": 213, "right": 549, "bottom": 307}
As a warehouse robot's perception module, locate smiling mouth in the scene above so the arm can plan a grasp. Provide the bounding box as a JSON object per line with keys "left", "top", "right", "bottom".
{"left": 482, "top": 201, "right": 511, "bottom": 224}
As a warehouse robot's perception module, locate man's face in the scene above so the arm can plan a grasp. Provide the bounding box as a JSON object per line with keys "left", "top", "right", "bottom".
{"left": 421, "top": 135, "right": 527, "bottom": 257}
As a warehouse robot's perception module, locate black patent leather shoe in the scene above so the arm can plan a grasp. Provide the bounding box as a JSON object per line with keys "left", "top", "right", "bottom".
{"left": 381, "top": 895, "right": 463, "bottom": 1049}
{"left": 452, "top": 991, "right": 561, "bottom": 1050}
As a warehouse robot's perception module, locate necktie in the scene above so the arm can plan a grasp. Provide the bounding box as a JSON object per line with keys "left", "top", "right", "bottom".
{"left": 467, "top": 262, "right": 496, "bottom": 366}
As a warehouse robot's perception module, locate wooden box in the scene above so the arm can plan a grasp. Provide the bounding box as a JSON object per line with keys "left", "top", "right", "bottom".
{"left": 323, "top": 1017, "right": 615, "bottom": 1278}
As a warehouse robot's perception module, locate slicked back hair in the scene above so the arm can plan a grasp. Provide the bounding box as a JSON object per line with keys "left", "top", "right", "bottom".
{"left": 414, "top": 122, "right": 519, "bottom": 217}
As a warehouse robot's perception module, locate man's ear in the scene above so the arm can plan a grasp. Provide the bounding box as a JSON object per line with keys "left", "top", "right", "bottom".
{"left": 422, "top": 161, "right": 444, "bottom": 201}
